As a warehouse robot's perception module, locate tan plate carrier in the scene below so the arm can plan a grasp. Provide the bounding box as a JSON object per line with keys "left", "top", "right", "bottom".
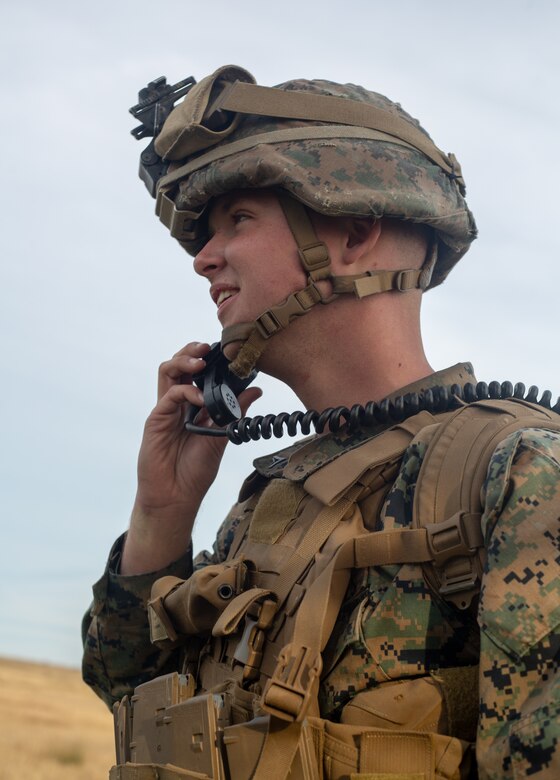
{"left": 111, "top": 399, "right": 560, "bottom": 780}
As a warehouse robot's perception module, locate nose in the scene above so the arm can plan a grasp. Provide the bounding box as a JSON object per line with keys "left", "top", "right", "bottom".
{"left": 193, "top": 234, "right": 226, "bottom": 278}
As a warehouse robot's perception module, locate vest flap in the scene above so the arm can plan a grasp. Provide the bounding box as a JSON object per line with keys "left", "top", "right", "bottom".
{"left": 304, "top": 412, "right": 436, "bottom": 505}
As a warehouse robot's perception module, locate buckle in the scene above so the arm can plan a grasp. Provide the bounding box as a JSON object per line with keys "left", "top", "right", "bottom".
{"left": 395, "top": 269, "right": 419, "bottom": 291}
{"left": 425, "top": 512, "right": 483, "bottom": 601}
{"left": 255, "top": 310, "right": 282, "bottom": 339}
{"left": 425, "top": 512, "right": 482, "bottom": 568}
{"left": 298, "top": 241, "right": 330, "bottom": 273}
{"left": 261, "top": 643, "right": 322, "bottom": 722}
{"left": 232, "top": 599, "right": 278, "bottom": 683}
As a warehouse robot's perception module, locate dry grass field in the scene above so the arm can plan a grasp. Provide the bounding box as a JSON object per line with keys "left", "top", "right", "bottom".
{"left": 0, "top": 657, "right": 115, "bottom": 780}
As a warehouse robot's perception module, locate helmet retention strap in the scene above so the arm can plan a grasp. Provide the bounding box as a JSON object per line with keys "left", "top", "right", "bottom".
{"left": 226, "top": 195, "right": 437, "bottom": 378}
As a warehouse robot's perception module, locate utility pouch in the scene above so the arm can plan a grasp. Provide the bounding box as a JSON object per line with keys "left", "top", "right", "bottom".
{"left": 154, "top": 65, "right": 255, "bottom": 160}
{"left": 112, "top": 674, "right": 227, "bottom": 780}
{"left": 112, "top": 677, "right": 473, "bottom": 780}
{"left": 340, "top": 675, "right": 447, "bottom": 734}
{"left": 148, "top": 558, "right": 252, "bottom": 644}
{"left": 304, "top": 717, "right": 472, "bottom": 780}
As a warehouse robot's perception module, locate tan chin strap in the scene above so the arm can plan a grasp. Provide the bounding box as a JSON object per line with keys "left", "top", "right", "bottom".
{"left": 226, "top": 193, "right": 437, "bottom": 379}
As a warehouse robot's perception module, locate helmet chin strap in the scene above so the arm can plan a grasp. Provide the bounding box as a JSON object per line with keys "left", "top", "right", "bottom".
{"left": 223, "top": 191, "right": 436, "bottom": 379}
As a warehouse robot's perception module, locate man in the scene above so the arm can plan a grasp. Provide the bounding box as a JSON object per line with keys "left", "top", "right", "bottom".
{"left": 82, "top": 66, "right": 560, "bottom": 779}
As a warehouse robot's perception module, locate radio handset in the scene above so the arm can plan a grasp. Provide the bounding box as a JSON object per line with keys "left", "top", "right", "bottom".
{"left": 184, "top": 343, "right": 258, "bottom": 433}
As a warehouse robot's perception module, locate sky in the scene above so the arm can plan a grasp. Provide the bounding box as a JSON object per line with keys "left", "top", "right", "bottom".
{"left": 1, "top": 0, "right": 559, "bottom": 670}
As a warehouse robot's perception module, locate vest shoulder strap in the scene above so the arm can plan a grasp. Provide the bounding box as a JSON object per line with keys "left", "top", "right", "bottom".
{"left": 412, "top": 398, "right": 560, "bottom": 608}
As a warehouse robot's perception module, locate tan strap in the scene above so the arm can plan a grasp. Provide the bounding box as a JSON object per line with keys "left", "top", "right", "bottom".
{"left": 227, "top": 279, "right": 330, "bottom": 377}
{"left": 332, "top": 269, "right": 424, "bottom": 297}
{"left": 212, "top": 588, "right": 273, "bottom": 637}
{"left": 272, "top": 483, "right": 365, "bottom": 610}
{"left": 413, "top": 398, "right": 560, "bottom": 608}
{"left": 158, "top": 125, "right": 449, "bottom": 198}
{"left": 276, "top": 192, "right": 331, "bottom": 282}
{"left": 215, "top": 81, "right": 463, "bottom": 186}
{"left": 148, "top": 576, "right": 186, "bottom": 643}
{"left": 260, "top": 511, "right": 482, "bottom": 724}
{"left": 251, "top": 720, "right": 304, "bottom": 780}
{"left": 220, "top": 322, "right": 254, "bottom": 349}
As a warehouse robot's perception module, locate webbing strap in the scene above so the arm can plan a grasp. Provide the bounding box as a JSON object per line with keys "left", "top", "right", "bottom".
{"left": 332, "top": 269, "right": 424, "bottom": 297}
{"left": 251, "top": 720, "right": 304, "bottom": 780}
{"left": 215, "top": 81, "right": 462, "bottom": 185}
{"left": 272, "top": 483, "right": 365, "bottom": 611}
{"left": 412, "top": 398, "right": 560, "bottom": 607}
{"left": 212, "top": 588, "right": 273, "bottom": 637}
{"left": 250, "top": 488, "right": 366, "bottom": 777}
{"left": 226, "top": 279, "right": 330, "bottom": 377}
{"left": 158, "top": 125, "right": 439, "bottom": 193}
{"left": 276, "top": 192, "right": 331, "bottom": 282}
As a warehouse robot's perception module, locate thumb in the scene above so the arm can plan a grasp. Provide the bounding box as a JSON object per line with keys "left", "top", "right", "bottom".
{"left": 237, "top": 386, "right": 263, "bottom": 416}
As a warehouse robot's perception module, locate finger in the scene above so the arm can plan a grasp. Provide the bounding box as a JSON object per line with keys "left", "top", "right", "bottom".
{"left": 158, "top": 355, "right": 207, "bottom": 398}
{"left": 172, "top": 341, "right": 211, "bottom": 359}
{"left": 237, "top": 386, "right": 263, "bottom": 416}
{"left": 154, "top": 383, "right": 205, "bottom": 418}
{"left": 157, "top": 343, "right": 213, "bottom": 399}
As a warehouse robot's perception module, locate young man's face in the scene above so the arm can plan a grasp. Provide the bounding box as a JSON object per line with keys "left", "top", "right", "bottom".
{"left": 193, "top": 189, "right": 310, "bottom": 328}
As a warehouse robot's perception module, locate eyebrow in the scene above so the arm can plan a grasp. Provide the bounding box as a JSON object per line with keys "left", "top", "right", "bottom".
{"left": 208, "top": 193, "right": 237, "bottom": 233}
{"left": 208, "top": 192, "right": 246, "bottom": 233}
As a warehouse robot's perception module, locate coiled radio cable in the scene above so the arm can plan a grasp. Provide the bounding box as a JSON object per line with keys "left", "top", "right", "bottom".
{"left": 224, "top": 381, "right": 560, "bottom": 445}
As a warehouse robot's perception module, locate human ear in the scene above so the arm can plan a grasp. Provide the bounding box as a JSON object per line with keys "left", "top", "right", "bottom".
{"left": 343, "top": 218, "right": 381, "bottom": 260}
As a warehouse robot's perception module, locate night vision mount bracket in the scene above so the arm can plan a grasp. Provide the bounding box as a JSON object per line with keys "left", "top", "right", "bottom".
{"left": 129, "top": 75, "right": 196, "bottom": 197}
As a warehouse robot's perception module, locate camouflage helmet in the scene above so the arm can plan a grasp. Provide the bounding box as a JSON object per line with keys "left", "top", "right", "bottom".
{"left": 149, "top": 65, "right": 477, "bottom": 376}
{"left": 154, "top": 65, "right": 477, "bottom": 290}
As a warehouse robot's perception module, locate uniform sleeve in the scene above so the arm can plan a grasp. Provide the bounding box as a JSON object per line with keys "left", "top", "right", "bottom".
{"left": 477, "top": 427, "right": 560, "bottom": 779}
{"left": 81, "top": 533, "right": 195, "bottom": 709}
{"left": 81, "top": 502, "right": 247, "bottom": 710}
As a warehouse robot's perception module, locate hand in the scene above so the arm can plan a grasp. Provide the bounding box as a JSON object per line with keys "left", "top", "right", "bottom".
{"left": 121, "top": 341, "right": 261, "bottom": 574}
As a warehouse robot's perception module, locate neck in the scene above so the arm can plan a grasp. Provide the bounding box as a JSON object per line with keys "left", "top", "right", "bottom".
{"left": 259, "top": 294, "right": 433, "bottom": 411}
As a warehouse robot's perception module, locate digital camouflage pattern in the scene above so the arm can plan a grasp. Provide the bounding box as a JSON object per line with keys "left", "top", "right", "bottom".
{"left": 82, "top": 364, "right": 560, "bottom": 779}
{"left": 155, "top": 69, "right": 477, "bottom": 289}
{"left": 477, "top": 427, "right": 560, "bottom": 777}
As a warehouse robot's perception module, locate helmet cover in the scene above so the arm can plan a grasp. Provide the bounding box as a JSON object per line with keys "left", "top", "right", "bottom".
{"left": 154, "top": 65, "right": 477, "bottom": 289}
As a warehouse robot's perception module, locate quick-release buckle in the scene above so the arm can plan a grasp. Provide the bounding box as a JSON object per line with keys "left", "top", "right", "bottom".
{"left": 255, "top": 284, "right": 326, "bottom": 340}
{"left": 255, "top": 311, "right": 283, "bottom": 339}
{"left": 425, "top": 512, "right": 482, "bottom": 568}
{"left": 425, "top": 511, "right": 484, "bottom": 598}
{"left": 261, "top": 643, "right": 322, "bottom": 722}
{"left": 232, "top": 599, "right": 278, "bottom": 683}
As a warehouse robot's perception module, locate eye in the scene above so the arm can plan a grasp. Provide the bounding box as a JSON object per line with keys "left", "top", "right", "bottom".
{"left": 232, "top": 211, "right": 250, "bottom": 226}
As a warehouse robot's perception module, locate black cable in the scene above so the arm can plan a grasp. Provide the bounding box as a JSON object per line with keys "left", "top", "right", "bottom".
{"left": 223, "top": 381, "right": 560, "bottom": 445}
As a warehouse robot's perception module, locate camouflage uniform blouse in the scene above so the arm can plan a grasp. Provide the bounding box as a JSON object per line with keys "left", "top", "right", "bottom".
{"left": 82, "top": 364, "right": 560, "bottom": 779}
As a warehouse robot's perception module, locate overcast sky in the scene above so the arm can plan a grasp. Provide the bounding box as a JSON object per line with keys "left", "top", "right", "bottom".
{"left": 1, "top": 0, "right": 559, "bottom": 669}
